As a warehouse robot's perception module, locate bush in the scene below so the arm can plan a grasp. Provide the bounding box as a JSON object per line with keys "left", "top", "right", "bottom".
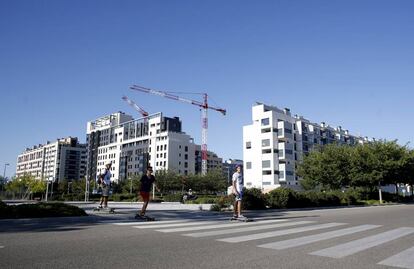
{"left": 209, "top": 195, "right": 234, "bottom": 211}
{"left": 163, "top": 194, "right": 183, "bottom": 202}
{"left": 266, "top": 188, "right": 299, "bottom": 209}
{"left": 210, "top": 204, "right": 222, "bottom": 211}
{"left": 0, "top": 202, "right": 87, "bottom": 219}
{"left": 242, "top": 188, "right": 266, "bottom": 210}
{"left": 111, "top": 193, "right": 136, "bottom": 202}
{"left": 191, "top": 196, "right": 219, "bottom": 204}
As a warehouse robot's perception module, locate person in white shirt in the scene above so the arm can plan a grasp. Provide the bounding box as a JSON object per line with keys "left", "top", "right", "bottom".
{"left": 97, "top": 162, "right": 112, "bottom": 209}
{"left": 232, "top": 165, "right": 244, "bottom": 219}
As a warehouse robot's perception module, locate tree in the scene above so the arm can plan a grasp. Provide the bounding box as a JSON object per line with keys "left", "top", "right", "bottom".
{"left": 297, "top": 144, "right": 352, "bottom": 190}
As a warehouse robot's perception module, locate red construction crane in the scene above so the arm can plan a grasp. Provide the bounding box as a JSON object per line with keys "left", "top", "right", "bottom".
{"left": 122, "top": 95, "right": 149, "bottom": 117}
{"left": 130, "top": 84, "right": 226, "bottom": 175}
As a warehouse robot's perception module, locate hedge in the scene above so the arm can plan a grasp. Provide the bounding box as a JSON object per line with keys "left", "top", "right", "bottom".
{"left": 0, "top": 201, "right": 87, "bottom": 219}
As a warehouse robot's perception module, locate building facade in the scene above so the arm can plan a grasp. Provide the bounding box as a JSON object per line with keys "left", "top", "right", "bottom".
{"left": 86, "top": 112, "right": 197, "bottom": 182}
{"left": 195, "top": 145, "right": 223, "bottom": 174}
{"left": 16, "top": 137, "right": 87, "bottom": 182}
{"left": 243, "top": 103, "right": 370, "bottom": 192}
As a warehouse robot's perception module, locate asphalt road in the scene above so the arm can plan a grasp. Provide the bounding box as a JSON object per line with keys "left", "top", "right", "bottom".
{"left": 1, "top": 204, "right": 414, "bottom": 269}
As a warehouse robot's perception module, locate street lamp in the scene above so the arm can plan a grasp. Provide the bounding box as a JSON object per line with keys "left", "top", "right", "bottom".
{"left": 3, "top": 163, "right": 9, "bottom": 181}
{"left": 2, "top": 163, "right": 10, "bottom": 192}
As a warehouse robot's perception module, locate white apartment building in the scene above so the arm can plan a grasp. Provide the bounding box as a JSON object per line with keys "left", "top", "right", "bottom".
{"left": 86, "top": 112, "right": 196, "bottom": 183}
{"left": 16, "top": 137, "right": 87, "bottom": 182}
{"left": 243, "top": 103, "right": 370, "bottom": 192}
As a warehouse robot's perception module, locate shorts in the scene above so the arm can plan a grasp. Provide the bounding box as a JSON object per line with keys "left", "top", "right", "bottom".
{"left": 101, "top": 185, "right": 110, "bottom": 197}
{"left": 234, "top": 191, "right": 243, "bottom": 201}
{"left": 140, "top": 191, "right": 150, "bottom": 201}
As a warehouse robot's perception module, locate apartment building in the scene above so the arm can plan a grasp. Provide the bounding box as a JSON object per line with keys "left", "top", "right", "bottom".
{"left": 243, "top": 103, "right": 370, "bottom": 192}
{"left": 86, "top": 112, "right": 196, "bottom": 182}
{"left": 195, "top": 145, "right": 223, "bottom": 174}
{"left": 16, "top": 137, "right": 87, "bottom": 182}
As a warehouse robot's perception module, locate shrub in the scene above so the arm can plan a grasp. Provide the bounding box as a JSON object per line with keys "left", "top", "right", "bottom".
{"left": 210, "top": 204, "right": 222, "bottom": 211}
{"left": 266, "top": 188, "right": 299, "bottom": 209}
{"left": 242, "top": 188, "right": 266, "bottom": 210}
{"left": 163, "top": 194, "right": 183, "bottom": 202}
{"left": 0, "top": 202, "right": 87, "bottom": 219}
{"left": 112, "top": 193, "right": 136, "bottom": 202}
{"left": 209, "top": 195, "right": 234, "bottom": 211}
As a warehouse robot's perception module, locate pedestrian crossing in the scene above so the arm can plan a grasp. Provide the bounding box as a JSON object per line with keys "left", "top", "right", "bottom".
{"left": 112, "top": 218, "right": 414, "bottom": 268}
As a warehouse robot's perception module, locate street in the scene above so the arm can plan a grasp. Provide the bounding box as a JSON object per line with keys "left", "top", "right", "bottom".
{"left": 1, "top": 204, "right": 414, "bottom": 269}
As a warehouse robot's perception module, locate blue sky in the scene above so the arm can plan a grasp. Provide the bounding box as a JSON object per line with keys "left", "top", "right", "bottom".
{"left": 1, "top": 0, "right": 413, "bottom": 178}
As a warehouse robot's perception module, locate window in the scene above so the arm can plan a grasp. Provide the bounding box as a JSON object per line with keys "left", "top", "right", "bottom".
{"left": 246, "top": 162, "right": 252, "bottom": 169}
{"left": 285, "top": 149, "right": 293, "bottom": 155}
{"left": 262, "top": 160, "right": 271, "bottom": 168}
{"left": 185, "top": 154, "right": 188, "bottom": 160}
{"left": 262, "top": 149, "right": 271, "bottom": 154}
{"left": 263, "top": 182, "right": 271, "bottom": 185}
{"left": 262, "top": 170, "right": 272, "bottom": 175}
{"left": 185, "top": 146, "right": 188, "bottom": 152}
{"left": 262, "top": 139, "right": 270, "bottom": 147}
{"left": 261, "top": 128, "right": 271, "bottom": 133}
{"left": 246, "top": 142, "right": 251, "bottom": 149}
{"left": 279, "top": 172, "right": 285, "bottom": 179}
{"left": 261, "top": 118, "right": 270, "bottom": 126}
{"left": 286, "top": 171, "right": 294, "bottom": 176}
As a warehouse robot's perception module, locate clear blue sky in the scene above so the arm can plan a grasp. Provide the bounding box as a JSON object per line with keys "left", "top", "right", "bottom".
{"left": 1, "top": 0, "right": 413, "bottom": 178}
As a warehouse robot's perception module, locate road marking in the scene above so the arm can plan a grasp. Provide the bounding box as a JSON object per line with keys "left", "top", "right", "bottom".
{"left": 258, "top": 224, "right": 381, "bottom": 250}
{"left": 311, "top": 227, "right": 414, "bottom": 258}
{"left": 112, "top": 220, "right": 187, "bottom": 226}
{"left": 378, "top": 246, "right": 414, "bottom": 269}
{"left": 133, "top": 221, "right": 218, "bottom": 229}
{"left": 157, "top": 219, "right": 289, "bottom": 233}
{"left": 184, "top": 221, "right": 316, "bottom": 238}
{"left": 217, "top": 222, "right": 346, "bottom": 243}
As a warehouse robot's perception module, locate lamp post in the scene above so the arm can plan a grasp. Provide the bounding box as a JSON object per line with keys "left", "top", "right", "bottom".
{"left": 2, "top": 163, "right": 9, "bottom": 192}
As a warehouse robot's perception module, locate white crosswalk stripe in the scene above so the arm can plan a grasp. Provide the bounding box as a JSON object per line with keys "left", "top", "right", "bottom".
{"left": 112, "top": 220, "right": 186, "bottom": 226}
{"left": 217, "top": 222, "right": 346, "bottom": 243}
{"left": 156, "top": 219, "right": 289, "bottom": 233}
{"left": 310, "top": 227, "right": 414, "bottom": 258}
{"left": 258, "top": 224, "right": 381, "bottom": 250}
{"left": 133, "top": 221, "right": 218, "bottom": 229}
{"left": 183, "top": 220, "right": 316, "bottom": 238}
{"left": 378, "top": 245, "right": 414, "bottom": 269}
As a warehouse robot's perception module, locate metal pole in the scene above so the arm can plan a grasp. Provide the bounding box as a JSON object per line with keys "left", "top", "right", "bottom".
{"left": 85, "top": 176, "right": 89, "bottom": 202}
{"left": 45, "top": 181, "right": 49, "bottom": 201}
{"left": 2, "top": 163, "right": 9, "bottom": 192}
{"left": 130, "top": 177, "right": 132, "bottom": 195}
{"left": 50, "top": 177, "right": 54, "bottom": 200}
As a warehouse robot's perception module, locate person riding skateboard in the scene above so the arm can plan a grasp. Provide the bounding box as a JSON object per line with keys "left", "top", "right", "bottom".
{"left": 137, "top": 166, "right": 159, "bottom": 218}
{"left": 232, "top": 165, "right": 245, "bottom": 219}
{"left": 97, "top": 162, "right": 112, "bottom": 209}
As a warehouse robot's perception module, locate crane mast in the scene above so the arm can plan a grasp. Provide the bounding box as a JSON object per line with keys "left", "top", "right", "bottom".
{"left": 130, "top": 85, "right": 226, "bottom": 175}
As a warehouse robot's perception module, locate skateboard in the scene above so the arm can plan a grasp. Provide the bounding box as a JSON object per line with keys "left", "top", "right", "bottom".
{"left": 135, "top": 214, "right": 155, "bottom": 221}
{"left": 230, "top": 216, "right": 253, "bottom": 222}
{"left": 93, "top": 207, "right": 115, "bottom": 213}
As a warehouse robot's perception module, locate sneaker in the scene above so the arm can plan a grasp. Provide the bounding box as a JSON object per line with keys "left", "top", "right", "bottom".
{"left": 237, "top": 215, "right": 246, "bottom": 219}
{"left": 97, "top": 205, "right": 103, "bottom": 209}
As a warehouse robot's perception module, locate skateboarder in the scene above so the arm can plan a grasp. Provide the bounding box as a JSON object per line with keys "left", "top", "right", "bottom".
{"left": 232, "top": 165, "right": 245, "bottom": 219}
{"left": 136, "top": 166, "right": 159, "bottom": 218}
{"left": 96, "top": 162, "right": 112, "bottom": 209}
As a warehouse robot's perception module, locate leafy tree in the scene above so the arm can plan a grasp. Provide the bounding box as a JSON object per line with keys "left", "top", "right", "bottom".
{"left": 298, "top": 144, "right": 352, "bottom": 190}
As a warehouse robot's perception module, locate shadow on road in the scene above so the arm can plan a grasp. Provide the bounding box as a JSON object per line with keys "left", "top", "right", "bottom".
{"left": 0, "top": 216, "right": 112, "bottom": 233}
